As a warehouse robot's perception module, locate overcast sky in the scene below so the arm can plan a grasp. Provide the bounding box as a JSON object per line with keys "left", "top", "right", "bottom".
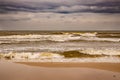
{"left": 0, "top": 0, "right": 120, "bottom": 30}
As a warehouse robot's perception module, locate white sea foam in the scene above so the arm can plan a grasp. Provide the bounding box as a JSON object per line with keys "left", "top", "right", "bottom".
{"left": 0, "top": 32, "right": 120, "bottom": 62}
{"left": 80, "top": 48, "right": 120, "bottom": 55}
{"left": 79, "top": 32, "right": 97, "bottom": 37}
{"left": 81, "top": 37, "right": 120, "bottom": 42}
{"left": 0, "top": 34, "right": 79, "bottom": 42}
{"left": 13, "top": 57, "right": 120, "bottom": 63}
{"left": 1, "top": 52, "right": 64, "bottom": 60}
{"left": 1, "top": 49, "right": 120, "bottom": 63}
{"left": 0, "top": 33, "right": 119, "bottom": 44}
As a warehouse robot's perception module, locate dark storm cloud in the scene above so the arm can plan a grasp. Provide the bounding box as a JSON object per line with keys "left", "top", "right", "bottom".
{"left": 0, "top": 0, "right": 120, "bottom": 14}
{"left": 0, "top": 0, "right": 120, "bottom": 30}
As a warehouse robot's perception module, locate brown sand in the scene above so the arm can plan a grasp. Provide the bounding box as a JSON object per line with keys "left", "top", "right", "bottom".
{"left": 0, "top": 61, "right": 120, "bottom": 80}
{"left": 17, "top": 62, "right": 120, "bottom": 72}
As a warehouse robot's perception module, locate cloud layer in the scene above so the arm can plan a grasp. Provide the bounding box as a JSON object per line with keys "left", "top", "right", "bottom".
{"left": 0, "top": 0, "right": 120, "bottom": 13}
{"left": 0, "top": 0, "right": 120, "bottom": 30}
{"left": 0, "top": 12, "right": 120, "bottom": 30}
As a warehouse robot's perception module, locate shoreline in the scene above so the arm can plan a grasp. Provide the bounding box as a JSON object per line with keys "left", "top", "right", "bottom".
{"left": 1, "top": 61, "right": 120, "bottom": 80}
{"left": 16, "top": 62, "right": 120, "bottom": 72}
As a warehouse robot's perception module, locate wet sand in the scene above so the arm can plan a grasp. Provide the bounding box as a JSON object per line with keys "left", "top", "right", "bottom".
{"left": 0, "top": 60, "right": 120, "bottom": 80}
{"left": 17, "top": 62, "right": 120, "bottom": 72}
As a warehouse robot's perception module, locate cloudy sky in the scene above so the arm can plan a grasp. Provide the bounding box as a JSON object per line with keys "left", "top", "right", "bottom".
{"left": 0, "top": 0, "right": 120, "bottom": 30}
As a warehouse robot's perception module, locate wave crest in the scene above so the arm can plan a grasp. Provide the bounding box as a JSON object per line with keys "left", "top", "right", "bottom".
{"left": 0, "top": 32, "right": 120, "bottom": 44}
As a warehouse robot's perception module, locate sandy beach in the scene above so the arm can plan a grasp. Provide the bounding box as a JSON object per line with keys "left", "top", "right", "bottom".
{"left": 0, "top": 0, "right": 120, "bottom": 79}
{"left": 0, "top": 60, "right": 120, "bottom": 80}
{"left": 17, "top": 62, "right": 120, "bottom": 72}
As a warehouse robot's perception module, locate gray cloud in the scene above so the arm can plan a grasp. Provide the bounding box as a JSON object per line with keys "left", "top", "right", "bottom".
{"left": 0, "top": 0, "right": 120, "bottom": 30}
{"left": 0, "top": 12, "right": 120, "bottom": 30}
{"left": 0, "top": 0, "right": 120, "bottom": 13}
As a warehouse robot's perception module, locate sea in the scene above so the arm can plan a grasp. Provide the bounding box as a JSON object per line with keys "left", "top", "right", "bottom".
{"left": 0, "top": 31, "right": 120, "bottom": 62}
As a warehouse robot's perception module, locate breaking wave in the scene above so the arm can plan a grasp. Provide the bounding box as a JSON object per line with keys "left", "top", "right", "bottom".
{"left": 0, "top": 51, "right": 120, "bottom": 63}
{"left": 80, "top": 48, "right": 120, "bottom": 55}
{"left": 0, "top": 31, "right": 120, "bottom": 63}
{"left": 0, "top": 32, "right": 120, "bottom": 44}
{"left": 1, "top": 48, "right": 120, "bottom": 57}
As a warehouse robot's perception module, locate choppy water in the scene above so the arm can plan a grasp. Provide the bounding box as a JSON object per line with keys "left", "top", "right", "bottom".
{"left": 0, "top": 31, "right": 120, "bottom": 62}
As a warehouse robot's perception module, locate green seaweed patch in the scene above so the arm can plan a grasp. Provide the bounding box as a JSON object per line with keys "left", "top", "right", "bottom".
{"left": 60, "top": 50, "right": 106, "bottom": 58}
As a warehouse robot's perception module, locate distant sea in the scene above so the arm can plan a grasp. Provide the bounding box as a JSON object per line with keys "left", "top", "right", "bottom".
{"left": 0, "top": 31, "right": 120, "bottom": 62}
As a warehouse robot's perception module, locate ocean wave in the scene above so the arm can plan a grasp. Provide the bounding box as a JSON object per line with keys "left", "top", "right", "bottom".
{"left": 1, "top": 48, "right": 120, "bottom": 56}
{"left": 0, "top": 52, "right": 120, "bottom": 63}
{"left": 80, "top": 48, "right": 120, "bottom": 55}
{"left": 13, "top": 57, "right": 120, "bottom": 63}
{"left": 0, "top": 52, "right": 64, "bottom": 60}
{"left": 0, "top": 33, "right": 120, "bottom": 44}
{"left": 0, "top": 34, "right": 79, "bottom": 42}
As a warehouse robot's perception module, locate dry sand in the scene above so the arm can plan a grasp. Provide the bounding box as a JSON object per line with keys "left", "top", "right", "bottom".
{"left": 0, "top": 60, "right": 120, "bottom": 80}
